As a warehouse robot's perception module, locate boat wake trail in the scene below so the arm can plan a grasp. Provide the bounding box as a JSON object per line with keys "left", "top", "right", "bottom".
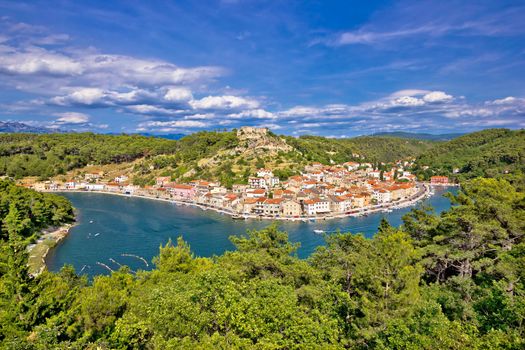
{"left": 121, "top": 253, "right": 149, "bottom": 267}
{"left": 96, "top": 261, "right": 113, "bottom": 272}
{"left": 109, "top": 258, "right": 122, "bottom": 267}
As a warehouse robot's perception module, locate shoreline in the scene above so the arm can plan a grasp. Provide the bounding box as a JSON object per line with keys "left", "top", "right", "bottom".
{"left": 42, "top": 182, "right": 442, "bottom": 222}
{"left": 27, "top": 223, "right": 74, "bottom": 276}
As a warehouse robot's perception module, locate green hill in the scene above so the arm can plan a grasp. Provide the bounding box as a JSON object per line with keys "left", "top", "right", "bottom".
{"left": 371, "top": 131, "right": 463, "bottom": 141}
{"left": 284, "top": 134, "right": 436, "bottom": 164}
{"left": 413, "top": 128, "right": 525, "bottom": 181}
{"left": 0, "top": 128, "right": 437, "bottom": 185}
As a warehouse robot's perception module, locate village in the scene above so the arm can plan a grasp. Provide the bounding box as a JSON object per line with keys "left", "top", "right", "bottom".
{"left": 29, "top": 161, "right": 450, "bottom": 221}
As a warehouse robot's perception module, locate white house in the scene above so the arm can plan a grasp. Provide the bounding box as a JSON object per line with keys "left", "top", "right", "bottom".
{"left": 86, "top": 184, "right": 105, "bottom": 191}
{"left": 114, "top": 175, "right": 129, "bottom": 183}
{"left": 248, "top": 177, "right": 267, "bottom": 188}
{"left": 373, "top": 189, "right": 392, "bottom": 203}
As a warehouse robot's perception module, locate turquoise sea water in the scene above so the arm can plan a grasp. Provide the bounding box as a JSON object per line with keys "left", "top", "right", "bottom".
{"left": 46, "top": 187, "right": 458, "bottom": 277}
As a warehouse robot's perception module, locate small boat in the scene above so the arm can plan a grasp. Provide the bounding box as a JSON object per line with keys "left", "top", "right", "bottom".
{"left": 94, "top": 233, "right": 100, "bottom": 237}
{"left": 313, "top": 229, "right": 325, "bottom": 234}
{"left": 89, "top": 220, "right": 94, "bottom": 224}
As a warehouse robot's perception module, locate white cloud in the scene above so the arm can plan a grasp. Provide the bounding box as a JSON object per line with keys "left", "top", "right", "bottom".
{"left": 124, "top": 104, "right": 185, "bottom": 116}
{"left": 486, "top": 96, "right": 524, "bottom": 105}
{"left": 445, "top": 108, "right": 495, "bottom": 118}
{"left": 0, "top": 47, "right": 83, "bottom": 75}
{"left": 189, "top": 95, "right": 259, "bottom": 110}
{"left": 52, "top": 88, "right": 104, "bottom": 105}
{"left": 138, "top": 120, "right": 209, "bottom": 131}
{"left": 335, "top": 26, "right": 436, "bottom": 45}
{"left": 281, "top": 106, "right": 322, "bottom": 117}
{"left": 164, "top": 87, "right": 193, "bottom": 102}
{"left": 388, "top": 89, "right": 430, "bottom": 98}
{"left": 392, "top": 95, "right": 425, "bottom": 107}
{"left": 54, "top": 112, "right": 90, "bottom": 124}
{"left": 422, "top": 91, "right": 453, "bottom": 103}
{"left": 228, "top": 109, "right": 275, "bottom": 119}
{"left": 256, "top": 123, "right": 282, "bottom": 130}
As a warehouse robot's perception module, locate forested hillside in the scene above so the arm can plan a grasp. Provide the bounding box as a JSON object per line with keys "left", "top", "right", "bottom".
{"left": 2, "top": 128, "right": 523, "bottom": 186}
{"left": 413, "top": 129, "right": 525, "bottom": 181}
{"left": 284, "top": 135, "right": 435, "bottom": 164}
{"left": 0, "top": 133, "right": 177, "bottom": 179}
{"left": 0, "top": 129, "right": 436, "bottom": 185}
{"left": 0, "top": 177, "right": 524, "bottom": 348}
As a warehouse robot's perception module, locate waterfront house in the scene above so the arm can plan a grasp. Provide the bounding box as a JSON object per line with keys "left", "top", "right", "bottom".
{"left": 262, "top": 198, "right": 284, "bottom": 215}
{"left": 86, "top": 184, "right": 105, "bottom": 191}
{"left": 304, "top": 198, "right": 330, "bottom": 215}
{"left": 254, "top": 197, "right": 267, "bottom": 215}
{"left": 105, "top": 182, "right": 122, "bottom": 193}
{"left": 171, "top": 184, "right": 195, "bottom": 199}
{"left": 373, "top": 189, "right": 392, "bottom": 203}
{"left": 329, "top": 195, "right": 352, "bottom": 213}
{"left": 303, "top": 199, "right": 318, "bottom": 216}
{"left": 65, "top": 181, "right": 78, "bottom": 190}
{"left": 123, "top": 185, "right": 139, "bottom": 195}
{"left": 209, "top": 194, "right": 226, "bottom": 208}
{"left": 351, "top": 194, "right": 366, "bottom": 208}
{"left": 241, "top": 198, "right": 259, "bottom": 214}
{"left": 431, "top": 176, "right": 449, "bottom": 185}
{"left": 223, "top": 193, "right": 239, "bottom": 210}
{"left": 282, "top": 200, "right": 302, "bottom": 217}
{"left": 316, "top": 198, "right": 331, "bottom": 213}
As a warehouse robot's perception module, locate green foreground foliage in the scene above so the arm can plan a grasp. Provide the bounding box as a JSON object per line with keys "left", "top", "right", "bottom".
{"left": 0, "top": 176, "right": 524, "bottom": 349}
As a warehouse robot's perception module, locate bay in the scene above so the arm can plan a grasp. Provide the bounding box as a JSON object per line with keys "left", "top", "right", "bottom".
{"left": 46, "top": 187, "right": 458, "bottom": 277}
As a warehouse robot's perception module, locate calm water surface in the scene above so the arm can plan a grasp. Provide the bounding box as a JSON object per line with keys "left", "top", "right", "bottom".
{"left": 47, "top": 187, "right": 458, "bottom": 277}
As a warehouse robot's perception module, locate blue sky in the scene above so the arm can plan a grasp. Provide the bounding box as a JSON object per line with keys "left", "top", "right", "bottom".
{"left": 0, "top": 0, "right": 524, "bottom": 136}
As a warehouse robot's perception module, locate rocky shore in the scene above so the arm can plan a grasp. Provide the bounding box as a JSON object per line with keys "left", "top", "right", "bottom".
{"left": 27, "top": 223, "right": 74, "bottom": 276}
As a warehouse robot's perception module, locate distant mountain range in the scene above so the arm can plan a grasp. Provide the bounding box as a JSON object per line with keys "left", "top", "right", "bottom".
{"left": 370, "top": 131, "right": 464, "bottom": 141}
{"left": 0, "top": 121, "right": 57, "bottom": 134}
{"left": 0, "top": 122, "right": 186, "bottom": 139}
